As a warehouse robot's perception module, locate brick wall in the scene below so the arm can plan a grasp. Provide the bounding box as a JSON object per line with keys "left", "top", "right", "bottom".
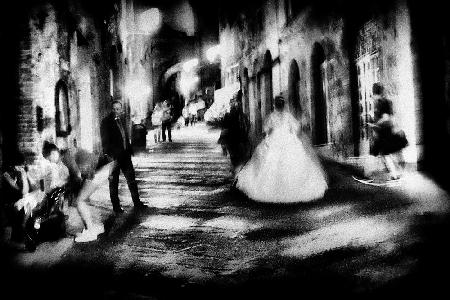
{"left": 13, "top": 1, "right": 118, "bottom": 165}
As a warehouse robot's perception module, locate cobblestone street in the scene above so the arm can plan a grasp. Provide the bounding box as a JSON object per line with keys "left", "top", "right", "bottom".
{"left": 2, "top": 123, "right": 450, "bottom": 299}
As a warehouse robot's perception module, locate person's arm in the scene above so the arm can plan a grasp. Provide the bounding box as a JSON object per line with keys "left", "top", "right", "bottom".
{"left": 3, "top": 171, "right": 21, "bottom": 193}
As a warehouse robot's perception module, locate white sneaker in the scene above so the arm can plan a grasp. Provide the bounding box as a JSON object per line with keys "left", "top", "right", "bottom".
{"left": 91, "top": 224, "right": 104, "bottom": 235}
{"left": 74, "top": 229, "right": 98, "bottom": 243}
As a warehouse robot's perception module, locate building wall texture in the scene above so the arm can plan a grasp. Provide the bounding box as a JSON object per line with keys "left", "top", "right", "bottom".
{"left": 12, "top": 0, "right": 118, "bottom": 166}
{"left": 218, "top": 0, "right": 421, "bottom": 163}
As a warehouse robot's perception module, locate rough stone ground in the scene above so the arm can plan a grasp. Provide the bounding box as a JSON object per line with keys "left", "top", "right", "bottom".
{"left": 2, "top": 123, "right": 450, "bottom": 299}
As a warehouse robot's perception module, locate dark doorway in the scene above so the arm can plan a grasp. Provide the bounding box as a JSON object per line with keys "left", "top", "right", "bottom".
{"left": 262, "top": 51, "right": 273, "bottom": 118}
{"left": 255, "top": 73, "right": 263, "bottom": 138}
{"left": 311, "top": 42, "right": 328, "bottom": 145}
{"left": 288, "top": 59, "right": 301, "bottom": 117}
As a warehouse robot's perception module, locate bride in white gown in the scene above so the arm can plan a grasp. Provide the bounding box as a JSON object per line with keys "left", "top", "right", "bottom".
{"left": 236, "top": 95, "right": 328, "bottom": 203}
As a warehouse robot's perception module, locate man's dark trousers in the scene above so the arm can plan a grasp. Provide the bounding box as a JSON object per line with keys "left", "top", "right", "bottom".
{"left": 162, "top": 121, "right": 172, "bottom": 142}
{"left": 108, "top": 153, "right": 140, "bottom": 211}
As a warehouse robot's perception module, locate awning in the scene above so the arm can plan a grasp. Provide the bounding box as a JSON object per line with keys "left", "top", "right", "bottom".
{"left": 213, "top": 82, "right": 240, "bottom": 106}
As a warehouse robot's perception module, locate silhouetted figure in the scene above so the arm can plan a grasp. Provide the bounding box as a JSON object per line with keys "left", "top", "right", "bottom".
{"left": 219, "top": 91, "right": 251, "bottom": 174}
{"left": 100, "top": 100, "right": 145, "bottom": 213}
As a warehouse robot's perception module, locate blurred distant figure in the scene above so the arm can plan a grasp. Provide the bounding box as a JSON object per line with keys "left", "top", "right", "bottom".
{"left": 151, "top": 102, "right": 163, "bottom": 143}
{"left": 219, "top": 91, "right": 251, "bottom": 174}
{"left": 188, "top": 100, "right": 198, "bottom": 126}
{"left": 182, "top": 105, "right": 190, "bottom": 127}
{"left": 161, "top": 99, "right": 173, "bottom": 142}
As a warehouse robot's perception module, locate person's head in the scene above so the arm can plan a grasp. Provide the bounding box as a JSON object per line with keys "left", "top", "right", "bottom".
{"left": 274, "top": 95, "right": 285, "bottom": 111}
{"left": 112, "top": 100, "right": 123, "bottom": 118}
{"left": 372, "top": 83, "right": 384, "bottom": 97}
{"left": 42, "top": 141, "right": 60, "bottom": 163}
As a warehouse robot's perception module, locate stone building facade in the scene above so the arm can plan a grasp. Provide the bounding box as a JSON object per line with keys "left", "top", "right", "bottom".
{"left": 0, "top": 0, "right": 121, "bottom": 170}
{"left": 218, "top": 0, "right": 423, "bottom": 164}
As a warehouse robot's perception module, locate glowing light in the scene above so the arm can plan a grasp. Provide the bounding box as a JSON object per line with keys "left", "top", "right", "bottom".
{"left": 137, "top": 8, "right": 161, "bottom": 34}
{"left": 124, "top": 79, "right": 151, "bottom": 101}
{"left": 182, "top": 58, "right": 199, "bottom": 72}
{"left": 206, "top": 45, "right": 221, "bottom": 62}
{"left": 179, "top": 73, "right": 199, "bottom": 97}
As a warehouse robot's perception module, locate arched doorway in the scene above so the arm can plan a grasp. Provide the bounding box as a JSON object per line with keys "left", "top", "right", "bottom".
{"left": 311, "top": 42, "right": 328, "bottom": 145}
{"left": 288, "top": 60, "right": 301, "bottom": 117}
{"left": 55, "top": 80, "right": 71, "bottom": 137}
{"left": 262, "top": 50, "right": 273, "bottom": 118}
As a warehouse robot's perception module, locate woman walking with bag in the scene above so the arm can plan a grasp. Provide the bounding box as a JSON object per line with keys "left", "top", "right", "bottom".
{"left": 369, "top": 83, "right": 408, "bottom": 180}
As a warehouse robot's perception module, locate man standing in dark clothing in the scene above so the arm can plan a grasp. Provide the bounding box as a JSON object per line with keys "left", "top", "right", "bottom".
{"left": 100, "top": 101, "right": 145, "bottom": 213}
{"left": 219, "top": 91, "right": 250, "bottom": 174}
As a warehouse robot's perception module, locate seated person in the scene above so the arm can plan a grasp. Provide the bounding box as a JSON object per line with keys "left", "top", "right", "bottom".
{"left": 41, "top": 141, "right": 69, "bottom": 194}
{"left": 1, "top": 152, "right": 39, "bottom": 250}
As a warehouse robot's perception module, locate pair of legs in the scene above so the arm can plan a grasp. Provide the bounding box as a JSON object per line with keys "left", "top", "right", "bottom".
{"left": 109, "top": 154, "right": 142, "bottom": 212}
{"left": 190, "top": 115, "right": 197, "bottom": 126}
{"left": 153, "top": 126, "right": 161, "bottom": 143}
{"left": 161, "top": 121, "right": 172, "bottom": 142}
{"left": 381, "top": 151, "right": 406, "bottom": 179}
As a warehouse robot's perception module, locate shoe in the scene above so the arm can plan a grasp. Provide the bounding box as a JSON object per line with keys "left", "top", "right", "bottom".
{"left": 75, "top": 229, "right": 98, "bottom": 243}
{"left": 91, "top": 224, "right": 104, "bottom": 235}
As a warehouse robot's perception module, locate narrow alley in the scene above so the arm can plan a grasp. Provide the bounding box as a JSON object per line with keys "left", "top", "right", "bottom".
{"left": 2, "top": 1, "right": 450, "bottom": 299}
{"left": 3, "top": 123, "right": 450, "bottom": 299}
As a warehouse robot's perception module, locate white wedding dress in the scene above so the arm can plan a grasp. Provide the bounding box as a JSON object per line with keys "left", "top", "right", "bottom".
{"left": 236, "top": 110, "right": 327, "bottom": 203}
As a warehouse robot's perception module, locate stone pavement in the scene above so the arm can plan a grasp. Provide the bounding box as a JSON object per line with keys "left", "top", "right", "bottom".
{"left": 2, "top": 123, "right": 450, "bottom": 299}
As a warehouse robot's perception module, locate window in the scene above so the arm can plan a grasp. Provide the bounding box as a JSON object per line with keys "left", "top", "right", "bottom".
{"left": 55, "top": 80, "right": 71, "bottom": 137}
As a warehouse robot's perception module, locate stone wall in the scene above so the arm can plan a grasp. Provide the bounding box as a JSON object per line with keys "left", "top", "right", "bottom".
{"left": 218, "top": 0, "right": 420, "bottom": 161}
{"left": 12, "top": 0, "right": 117, "bottom": 165}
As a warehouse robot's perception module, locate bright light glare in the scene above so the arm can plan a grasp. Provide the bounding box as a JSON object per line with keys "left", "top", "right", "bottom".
{"left": 124, "top": 79, "right": 151, "bottom": 101}
{"left": 182, "top": 58, "right": 199, "bottom": 72}
{"left": 179, "top": 73, "right": 199, "bottom": 96}
{"left": 137, "top": 8, "right": 161, "bottom": 34}
{"left": 206, "top": 45, "right": 220, "bottom": 62}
